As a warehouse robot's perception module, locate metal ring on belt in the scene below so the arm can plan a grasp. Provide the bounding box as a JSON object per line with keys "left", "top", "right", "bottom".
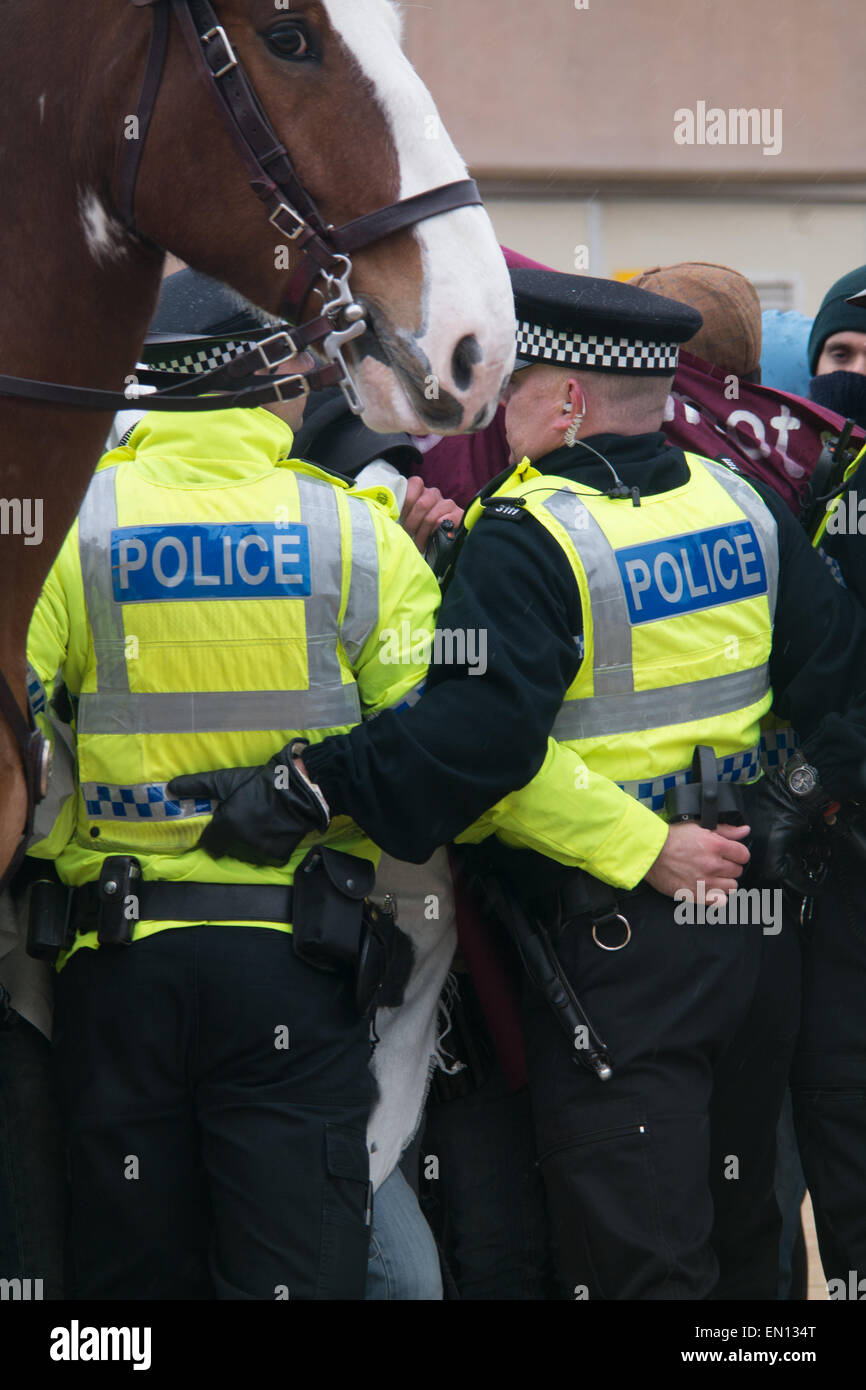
{"left": 591, "top": 914, "right": 632, "bottom": 951}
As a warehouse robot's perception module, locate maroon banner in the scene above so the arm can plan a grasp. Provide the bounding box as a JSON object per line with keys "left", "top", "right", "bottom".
{"left": 666, "top": 350, "right": 865, "bottom": 514}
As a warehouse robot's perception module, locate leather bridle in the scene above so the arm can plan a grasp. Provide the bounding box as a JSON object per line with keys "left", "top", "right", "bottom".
{"left": 0, "top": 0, "right": 484, "bottom": 417}
{"left": 0, "top": 0, "right": 485, "bottom": 888}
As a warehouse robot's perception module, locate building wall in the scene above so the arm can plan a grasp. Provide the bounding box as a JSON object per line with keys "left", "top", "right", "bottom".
{"left": 402, "top": 0, "right": 866, "bottom": 181}
{"left": 484, "top": 197, "right": 866, "bottom": 315}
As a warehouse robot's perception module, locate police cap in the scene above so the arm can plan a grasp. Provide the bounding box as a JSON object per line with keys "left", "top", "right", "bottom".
{"left": 511, "top": 268, "right": 703, "bottom": 376}
{"left": 140, "top": 268, "right": 284, "bottom": 377}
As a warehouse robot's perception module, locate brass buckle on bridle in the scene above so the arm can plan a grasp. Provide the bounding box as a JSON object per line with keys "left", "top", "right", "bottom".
{"left": 272, "top": 374, "right": 311, "bottom": 404}
{"left": 255, "top": 331, "right": 301, "bottom": 371}
{"left": 268, "top": 202, "right": 308, "bottom": 241}
{"left": 201, "top": 25, "right": 238, "bottom": 79}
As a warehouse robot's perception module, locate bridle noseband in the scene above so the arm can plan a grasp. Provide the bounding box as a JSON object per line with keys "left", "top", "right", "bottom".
{"left": 0, "top": 0, "right": 486, "bottom": 887}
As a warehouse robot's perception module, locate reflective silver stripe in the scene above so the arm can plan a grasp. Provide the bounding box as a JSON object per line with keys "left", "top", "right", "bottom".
{"left": 542, "top": 490, "right": 634, "bottom": 697}
{"left": 700, "top": 458, "right": 779, "bottom": 618}
{"left": 77, "top": 685, "right": 360, "bottom": 736}
{"left": 294, "top": 474, "right": 351, "bottom": 695}
{"left": 340, "top": 497, "right": 380, "bottom": 663}
{"left": 551, "top": 664, "right": 770, "bottom": 740}
{"left": 615, "top": 744, "right": 761, "bottom": 810}
{"left": 78, "top": 467, "right": 130, "bottom": 693}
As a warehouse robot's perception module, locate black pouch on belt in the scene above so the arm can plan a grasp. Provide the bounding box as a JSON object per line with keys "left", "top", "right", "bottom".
{"left": 291, "top": 845, "right": 375, "bottom": 972}
{"left": 356, "top": 896, "right": 415, "bottom": 1018}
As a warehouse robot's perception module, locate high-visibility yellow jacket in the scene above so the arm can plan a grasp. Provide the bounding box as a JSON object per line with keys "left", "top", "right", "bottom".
{"left": 811, "top": 441, "right": 866, "bottom": 548}
{"left": 27, "top": 408, "right": 439, "bottom": 960}
{"left": 457, "top": 452, "right": 779, "bottom": 888}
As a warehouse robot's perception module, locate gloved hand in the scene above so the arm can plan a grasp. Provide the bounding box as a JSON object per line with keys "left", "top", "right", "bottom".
{"left": 168, "top": 742, "right": 329, "bottom": 866}
{"left": 746, "top": 761, "right": 829, "bottom": 889}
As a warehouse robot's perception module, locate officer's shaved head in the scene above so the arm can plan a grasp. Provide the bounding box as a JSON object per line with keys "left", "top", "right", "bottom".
{"left": 570, "top": 368, "right": 675, "bottom": 434}
{"left": 503, "top": 361, "right": 675, "bottom": 465}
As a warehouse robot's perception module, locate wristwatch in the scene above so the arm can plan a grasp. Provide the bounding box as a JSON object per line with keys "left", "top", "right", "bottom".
{"left": 781, "top": 752, "right": 829, "bottom": 810}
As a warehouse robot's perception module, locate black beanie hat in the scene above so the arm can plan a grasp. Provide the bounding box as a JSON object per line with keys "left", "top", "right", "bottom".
{"left": 808, "top": 265, "right": 866, "bottom": 374}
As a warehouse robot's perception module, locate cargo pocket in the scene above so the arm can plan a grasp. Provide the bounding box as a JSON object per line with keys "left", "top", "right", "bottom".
{"left": 316, "top": 1124, "right": 372, "bottom": 1300}
{"left": 536, "top": 1098, "right": 682, "bottom": 1299}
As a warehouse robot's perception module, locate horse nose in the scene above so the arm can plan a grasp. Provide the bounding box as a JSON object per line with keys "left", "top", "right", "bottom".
{"left": 450, "top": 334, "right": 482, "bottom": 393}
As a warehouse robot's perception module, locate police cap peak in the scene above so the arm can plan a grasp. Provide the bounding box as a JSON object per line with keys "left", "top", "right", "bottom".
{"left": 140, "top": 268, "right": 284, "bottom": 376}
{"left": 510, "top": 268, "right": 703, "bottom": 376}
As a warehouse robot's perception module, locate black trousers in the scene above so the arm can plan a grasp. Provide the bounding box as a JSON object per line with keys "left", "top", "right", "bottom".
{"left": 52, "top": 926, "right": 374, "bottom": 1300}
{"left": 791, "top": 841, "right": 866, "bottom": 1286}
{"left": 521, "top": 885, "right": 801, "bottom": 1300}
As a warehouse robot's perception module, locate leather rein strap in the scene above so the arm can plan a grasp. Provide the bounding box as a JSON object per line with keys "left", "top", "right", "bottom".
{"left": 0, "top": 0, "right": 483, "bottom": 415}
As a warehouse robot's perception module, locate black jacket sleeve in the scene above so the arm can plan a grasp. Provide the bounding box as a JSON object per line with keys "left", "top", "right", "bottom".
{"left": 304, "top": 510, "right": 582, "bottom": 861}
{"left": 751, "top": 479, "right": 866, "bottom": 799}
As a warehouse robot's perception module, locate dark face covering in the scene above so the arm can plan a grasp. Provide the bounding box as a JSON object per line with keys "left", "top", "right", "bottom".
{"left": 809, "top": 370, "right": 866, "bottom": 431}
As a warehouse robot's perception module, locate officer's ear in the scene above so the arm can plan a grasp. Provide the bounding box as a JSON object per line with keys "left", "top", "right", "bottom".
{"left": 552, "top": 376, "right": 587, "bottom": 438}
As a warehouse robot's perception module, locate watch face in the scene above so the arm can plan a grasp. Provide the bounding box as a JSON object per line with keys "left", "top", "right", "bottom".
{"left": 788, "top": 763, "right": 817, "bottom": 796}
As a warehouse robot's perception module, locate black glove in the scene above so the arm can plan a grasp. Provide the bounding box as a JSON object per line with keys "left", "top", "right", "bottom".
{"left": 746, "top": 755, "right": 830, "bottom": 889}
{"left": 168, "top": 743, "right": 329, "bottom": 866}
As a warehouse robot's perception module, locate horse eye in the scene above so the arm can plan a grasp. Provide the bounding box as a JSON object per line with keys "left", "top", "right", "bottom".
{"left": 264, "top": 23, "right": 312, "bottom": 61}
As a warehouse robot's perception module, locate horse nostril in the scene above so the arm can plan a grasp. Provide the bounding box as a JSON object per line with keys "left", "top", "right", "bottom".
{"left": 451, "top": 334, "right": 482, "bottom": 392}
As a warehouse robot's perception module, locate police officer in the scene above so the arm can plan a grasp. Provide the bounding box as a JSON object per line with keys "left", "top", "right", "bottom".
{"left": 175, "top": 270, "right": 866, "bottom": 1300}
{"left": 786, "top": 281, "right": 866, "bottom": 1290}
{"left": 25, "top": 286, "right": 443, "bottom": 1300}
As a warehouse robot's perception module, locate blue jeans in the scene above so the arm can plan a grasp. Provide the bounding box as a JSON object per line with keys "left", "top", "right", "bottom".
{"left": 366, "top": 1167, "right": 442, "bottom": 1300}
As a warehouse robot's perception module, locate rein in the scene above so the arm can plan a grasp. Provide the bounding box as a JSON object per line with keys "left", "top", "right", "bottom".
{"left": 0, "top": 0, "right": 484, "bottom": 881}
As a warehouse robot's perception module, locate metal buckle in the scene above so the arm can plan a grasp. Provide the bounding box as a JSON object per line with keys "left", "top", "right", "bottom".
{"left": 591, "top": 914, "right": 632, "bottom": 951}
{"left": 255, "top": 331, "right": 300, "bottom": 370}
{"left": 269, "top": 202, "right": 308, "bottom": 241}
{"left": 201, "top": 25, "right": 238, "bottom": 79}
{"left": 273, "top": 373, "right": 311, "bottom": 404}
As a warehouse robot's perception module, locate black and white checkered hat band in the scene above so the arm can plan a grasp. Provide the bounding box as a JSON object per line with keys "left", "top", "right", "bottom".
{"left": 517, "top": 319, "right": 679, "bottom": 373}
{"left": 143, "top": 339, "right": 255, "bottom": 376}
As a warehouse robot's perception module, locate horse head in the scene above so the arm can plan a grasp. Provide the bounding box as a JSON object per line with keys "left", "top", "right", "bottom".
{"left": 126, "top": 0, "right": 515, "bottom": 433}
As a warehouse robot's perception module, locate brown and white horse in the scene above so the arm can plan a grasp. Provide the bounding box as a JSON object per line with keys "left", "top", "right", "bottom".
{"left": 0, "top": 0, "right": 515, "bottom": 879}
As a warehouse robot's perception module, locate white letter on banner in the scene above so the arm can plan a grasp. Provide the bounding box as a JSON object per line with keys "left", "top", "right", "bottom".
{"left": 152, "top": 536, "right": 187, "bottom": 588}
{"left": 713, "top": 538, "right": 738, "bottom": 589}
{"left": 273, "top": 533, "right": 303, "bottom": 585}
{"left": 733, "top": 532, "right": 762, "bottom": 586}
{"left": 117, "top": 537, "right": 147, "bottom": 590}
{"left": 624, "top": 558, "right": 652, "bottom": 611}
{"left": 654, "top": 553, "right": 684, "bottom": 603}
{"left": 236, "top": 534, "right": 269, "bottom": 585}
